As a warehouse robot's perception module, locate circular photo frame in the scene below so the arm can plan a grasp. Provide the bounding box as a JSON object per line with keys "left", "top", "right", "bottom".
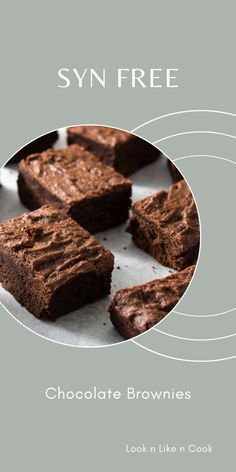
{"left": 0, "top": 125, "right": 200, "bottom": 347}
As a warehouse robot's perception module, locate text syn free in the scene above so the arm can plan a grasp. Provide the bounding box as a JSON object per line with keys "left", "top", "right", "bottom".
{"left": 57, "top": 68, "right": 179, "bottom": 88}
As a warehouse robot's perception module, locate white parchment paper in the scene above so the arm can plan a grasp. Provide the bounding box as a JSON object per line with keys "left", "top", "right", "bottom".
{"left": 0, "top": 130, "right": 173, "bottom": 346}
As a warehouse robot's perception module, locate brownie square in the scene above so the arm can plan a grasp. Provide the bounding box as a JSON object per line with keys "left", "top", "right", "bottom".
{"left": 8, "top": 131, "right": 58, "bottom": 165}
{"left": 67, "top": 126, "right": 160, "bottom": 175}
{"left": 109, "top": 266, "right": 195, "bottom": 339}
{"left": 18, "top": 144, "right": 132, "bottom": 233}
{"left": 168, "top": 160, "right": 183, "bottom": 183}
{"left": 0, "top": 205, "right": 114, "bottom": 320}
{"left": 127, "top": 180, "right": 200, "bottom": 270}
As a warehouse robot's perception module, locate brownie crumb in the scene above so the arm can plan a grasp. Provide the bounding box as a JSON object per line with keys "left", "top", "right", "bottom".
{"left": 117, "top": 266, "right": 121, "bottom": 270}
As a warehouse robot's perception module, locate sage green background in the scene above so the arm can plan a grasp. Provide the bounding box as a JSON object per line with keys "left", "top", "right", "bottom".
{"left": 1, "top": 1, "right": 236, "bottom": 470}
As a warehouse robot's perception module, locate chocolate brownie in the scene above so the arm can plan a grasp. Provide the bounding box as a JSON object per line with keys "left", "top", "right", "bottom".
{"left": 109, "top": 266, "right": 195, "bottom": 339}
{"left": 127, "top": 180, "right": 200, "bottom": 270}
{"left": 67, "top": 126, "right": 160, "bottom": 175}
{"left": 8, "top": 131, "right": 58, "bottom": 165}
{"left": 18, "top": 144, "right": 132, "bottom": 233}
{"left": 0, "top": 205, "right": 114, "bottom": 320}
{"left": 168, "top": 160, "right": 183, "bottom": 183}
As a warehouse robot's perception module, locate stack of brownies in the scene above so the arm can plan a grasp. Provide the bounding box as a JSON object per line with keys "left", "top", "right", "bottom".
{"left": 0, "top": 126, "right": 200, "bottom": 339}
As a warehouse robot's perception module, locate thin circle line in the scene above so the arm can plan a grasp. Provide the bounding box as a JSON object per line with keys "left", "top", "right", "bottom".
{"left": 173, "top": 154, "right": 236, "bottom": 166}
{"left": 152, "top": 130, "right": 236, "bottom": 145}
{"left": 132, "top": 340, "right": 236, "bottom": 362}
{"left": 171, "top": 154, "right": 236, "bottom": 317}
{"left": 134, "top": 142, "right": 203, "bottom": 329}
{"left": 137, "top": 147, "right": 236, "bottom": 352}
{"left": 131, "top": 109, "right": 236, "bottom": 133}
{"left": 153, "top": 328, "right": 236, "bottom": 342}
{"left": 137, "top": 149, "right": 202, "bottom": 328}
{"left": 143, "top": 152, "right": 236, "bottom": 351}
{"left": 174, "top": 307, "right": 236, "bottom": 317}
{"left": 0, "top": 297, "right": 126, "bottom": 350}
{"left": 130, "top": 112, "right": 236, "bottom": 362}
{"left": 149, "top": 151, "right": 236, "bottom": 318}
